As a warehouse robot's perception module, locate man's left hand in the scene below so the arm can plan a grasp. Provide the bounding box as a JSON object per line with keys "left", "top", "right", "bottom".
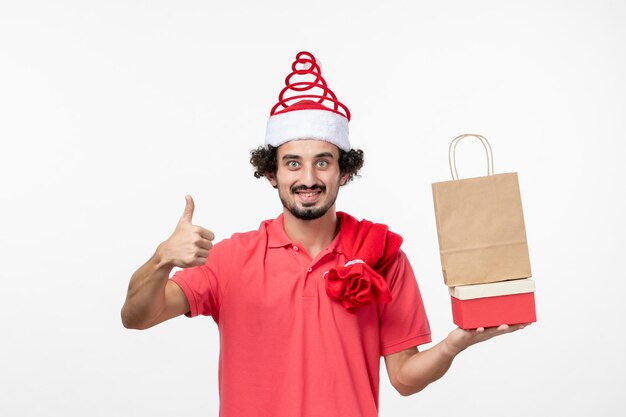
{"left": 443, "top": 323, "right": 531, "bottom": 357}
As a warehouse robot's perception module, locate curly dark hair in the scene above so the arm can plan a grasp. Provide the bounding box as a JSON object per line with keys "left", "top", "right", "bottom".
{"left": 250, "top": 144, "right": 364, "bottom": 184}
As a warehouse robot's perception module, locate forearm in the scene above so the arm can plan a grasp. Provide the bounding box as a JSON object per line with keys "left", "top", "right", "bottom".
{"left": 396, "top": 338, "right": 460, "bottom": 395}
{"left": 121, "top": 247, "right": 173, "bottom": 329}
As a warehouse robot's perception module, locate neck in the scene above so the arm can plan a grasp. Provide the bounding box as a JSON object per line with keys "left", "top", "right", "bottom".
{"left": 283, "top": 207, "right": 339, "bottom": 258}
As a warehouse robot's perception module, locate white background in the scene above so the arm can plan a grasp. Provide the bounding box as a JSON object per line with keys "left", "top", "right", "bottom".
{"left": 1, "top": 1, "right": 624, "bottom": 416}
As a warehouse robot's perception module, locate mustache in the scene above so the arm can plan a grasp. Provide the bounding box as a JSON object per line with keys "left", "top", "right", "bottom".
{"left": 291, "top": 184, "right": 326, "bottom": 193}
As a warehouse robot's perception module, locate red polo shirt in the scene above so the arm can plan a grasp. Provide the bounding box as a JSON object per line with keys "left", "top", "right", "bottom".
{"left": 171, "top": 213, "right": 431, "bottom": 417}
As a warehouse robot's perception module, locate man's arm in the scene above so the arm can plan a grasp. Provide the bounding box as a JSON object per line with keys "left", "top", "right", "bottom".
{"left": 384, "top": 324, "right": 528, "bottom": 396}
{"left": 121, "top": 195, "right": 215, "bottom": 329}
{"left": 121, "top": 255, "right": 189, "bottom": 329}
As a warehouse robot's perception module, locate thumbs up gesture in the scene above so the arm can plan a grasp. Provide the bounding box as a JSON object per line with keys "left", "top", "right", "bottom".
{"left": 157, "top": 195, "right": 215, "bottom": 268}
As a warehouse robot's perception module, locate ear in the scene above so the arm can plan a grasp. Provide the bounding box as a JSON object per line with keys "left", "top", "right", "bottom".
{"left": 339, "top": 173, "right": 350, "bottom": 186}
{"left": 266, "top": 173, "right": 278, "bottom": 189}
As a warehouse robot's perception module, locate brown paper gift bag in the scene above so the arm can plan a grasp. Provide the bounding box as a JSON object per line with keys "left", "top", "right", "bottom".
{"left": 432, "top": 134, "right": 532, "bottom": 287}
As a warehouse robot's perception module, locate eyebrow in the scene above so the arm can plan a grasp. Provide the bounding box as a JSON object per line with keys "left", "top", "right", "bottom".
{"left": 281, "top": 152, "right": 335, "bottom": 161}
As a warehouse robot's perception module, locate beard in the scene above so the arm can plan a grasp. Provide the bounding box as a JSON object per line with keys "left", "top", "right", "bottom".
{"left": 279, "top": 184, "right": 338, "bottom": 221}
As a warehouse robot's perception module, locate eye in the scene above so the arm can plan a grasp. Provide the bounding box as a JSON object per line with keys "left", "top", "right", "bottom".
{"left": 316, "top": 160, "right": 329, "bottom": 168}
{"left": 287, "top": 160, "right": 300, "bottom": 169}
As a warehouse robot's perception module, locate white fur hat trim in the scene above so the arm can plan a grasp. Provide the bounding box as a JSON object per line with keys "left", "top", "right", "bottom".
{"left": 265, "top": 109, "right": 350, "bottom": 151}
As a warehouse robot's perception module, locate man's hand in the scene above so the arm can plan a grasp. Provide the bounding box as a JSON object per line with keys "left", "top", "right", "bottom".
{"left": 443, "top": 323, "right": 530, "bottom": 357}
{"left": 156, "top": 195, "right": 215, "bottom": 268}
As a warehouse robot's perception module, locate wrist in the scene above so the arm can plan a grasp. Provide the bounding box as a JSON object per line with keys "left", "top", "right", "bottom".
{"left": 441, "top": 336, "right": 464, "bottom": 359}
{"left": 154, "top": 243, "right": 176, "bottom": 270}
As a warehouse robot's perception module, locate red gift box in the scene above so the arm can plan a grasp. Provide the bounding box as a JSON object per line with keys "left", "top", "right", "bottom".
{"left": 449, "top": 279, "right": 536, "bottom": 329}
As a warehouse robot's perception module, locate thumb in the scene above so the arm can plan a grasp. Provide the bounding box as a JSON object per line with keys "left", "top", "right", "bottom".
{"left": 179, "top": 195, "right": 195, "bottom": 223}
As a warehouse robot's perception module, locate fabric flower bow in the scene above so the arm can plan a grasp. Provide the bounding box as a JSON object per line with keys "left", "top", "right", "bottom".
{"left": 324, "top": 212, "right": 403, "bottom": 313}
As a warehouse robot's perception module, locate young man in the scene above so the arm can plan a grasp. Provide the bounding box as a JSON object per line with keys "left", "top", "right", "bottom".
{"left": 121, "top": 51, "right": 526, "bottom": 416}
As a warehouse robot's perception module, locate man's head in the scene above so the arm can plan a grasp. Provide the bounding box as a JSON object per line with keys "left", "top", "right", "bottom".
{"left": 250, "top": 140, "right": 364, "bottom": 220}
{"left": 252, "top": 100, "right": 365, "bottom": 218}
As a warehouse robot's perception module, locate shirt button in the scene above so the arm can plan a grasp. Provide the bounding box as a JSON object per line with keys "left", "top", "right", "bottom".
{"left": 308, "top": 268, "right": 312, "bottom": 272}
{"left": 292, "top": 245, "right": 299, "bottom": 251}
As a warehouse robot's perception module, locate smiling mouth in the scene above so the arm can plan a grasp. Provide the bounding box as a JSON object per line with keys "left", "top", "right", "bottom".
{"left": 294, "top": 188, "right": 323, "bottom": 205}
{"left": 296, "top": 190, "right": 321, "bottom": 198}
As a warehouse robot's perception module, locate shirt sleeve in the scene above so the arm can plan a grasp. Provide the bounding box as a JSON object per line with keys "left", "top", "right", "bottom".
{"left": 170, "top": 248, "right": 222, "bottom": 321}
{"left": 379, "top": 250, "right": 431, "bottom": 356}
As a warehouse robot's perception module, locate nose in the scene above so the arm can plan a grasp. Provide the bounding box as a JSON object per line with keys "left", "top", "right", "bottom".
{"left": 301, "top": 163, "right": 318, "bottom": 187}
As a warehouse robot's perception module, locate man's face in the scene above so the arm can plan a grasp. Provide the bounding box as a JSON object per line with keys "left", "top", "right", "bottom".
{"left": 269, "top": 140, "right": 348, "bottom": 221}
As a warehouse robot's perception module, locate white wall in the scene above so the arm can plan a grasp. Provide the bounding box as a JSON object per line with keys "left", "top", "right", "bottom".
{"left": 1, "top": 1, "right": 624, "bottom": 415}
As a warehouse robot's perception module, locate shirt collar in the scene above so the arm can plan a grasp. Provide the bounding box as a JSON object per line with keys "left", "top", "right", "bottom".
{"left": 265, "top": 213, "right": 344, "bottom": 255}
{"left": 266, "top": 214, "right": 293, "bottom": 248}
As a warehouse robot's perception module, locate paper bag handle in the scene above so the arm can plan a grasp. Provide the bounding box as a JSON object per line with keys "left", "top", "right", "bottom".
{"left": 449, "top": 134, "right": 494, "bottom": 180}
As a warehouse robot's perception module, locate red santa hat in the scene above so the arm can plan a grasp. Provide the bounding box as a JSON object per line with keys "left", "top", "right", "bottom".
{"left": 264, "top": 51, "right": 351, "bottom": 151}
